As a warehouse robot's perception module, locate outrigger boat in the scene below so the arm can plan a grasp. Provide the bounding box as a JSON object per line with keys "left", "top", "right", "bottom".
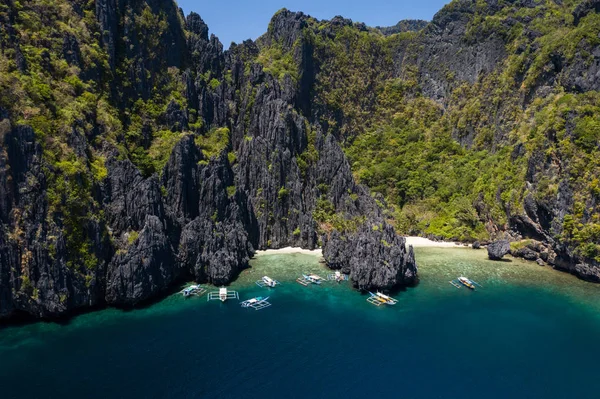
{"left": 367, "top": 291, "right": 398, "bottom": 306}
{"left": 296, "top": 273, "right": 324, "bottom": 286}
{"left": 240, "top": 296, "right": 271, "bottom": 310}
{"left": 255, "top": 276, "right": 281, "bottom": 288}
{"left": 180, "top": 285, "right": 206, "bottom": 297}
{"left": 207, "top": 287, "right": 239, "bottom": 302}
{"left": 327, "top": 271, "right": 349, "bottom": 283}
{"left": 449, "top": 276, "right": 482, "bottom": 290}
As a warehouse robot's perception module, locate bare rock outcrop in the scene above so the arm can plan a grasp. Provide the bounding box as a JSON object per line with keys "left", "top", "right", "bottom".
{"left": 487, "top": 240, "right": 511, "bottom": 260}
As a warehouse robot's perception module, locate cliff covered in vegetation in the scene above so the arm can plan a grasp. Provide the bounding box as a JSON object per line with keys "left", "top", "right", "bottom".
{"left": 1, "top": 0, "right": 600, "bottom": 320}
{"left": 0, "top": 0, "right": 419, "bottom": 320}
{"left": 329, "top": 0, "right": 600, "bottom": 281}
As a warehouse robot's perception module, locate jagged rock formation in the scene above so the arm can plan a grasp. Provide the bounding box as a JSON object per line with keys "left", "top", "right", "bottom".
{"left": 339, "top": 0, "right": 600, "bottom": 282}
{"left": 323, "top": 224, "right": 417, "bottom": 290}
{"left": 487, "top": 240, "right": 511, "bottom": 261}
{"left": 2, "top": 0, "right": 600, "bottom": 320}
{"left": 376, "top": 19, "right": 429, "bottom": 35}
{"left": 0, "top": 2, "right": 418, "bottom": 320}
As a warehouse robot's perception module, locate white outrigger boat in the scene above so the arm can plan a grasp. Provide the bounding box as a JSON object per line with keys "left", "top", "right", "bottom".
{"left": 180, "top": 284, "right": 206, "bottom": 297}
{"left": 255, "top": 276, "right": 281, "bottom": 288}
{"left": 296, "top": 273, "right": 324, "bottom": 286}
{"left": 327, "top": 271, "right": 349, "bottom": 283}
{"left": 240, "top": 296, "right": 271, "bottom": 310}
{"left": 207, "top": 287, "right": 239, "bottom": 302}
{"left": 367, "top": 291, "right": 398, "bottom": 306}
{"left": 449, "top": 276, "right": 482, "bottom": 290}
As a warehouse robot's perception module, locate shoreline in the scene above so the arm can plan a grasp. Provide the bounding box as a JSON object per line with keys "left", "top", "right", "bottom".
{"left": 253, "top": 237, "right": 464, "bottom": 258}
{"left": 1, "top": 239, "right": 465, "bottom": 325}
{"left": 405, "top": 236, "right": 466, "bottom": 248}
{"left": 254, "top": 247, "right": 323, "bottom": 257}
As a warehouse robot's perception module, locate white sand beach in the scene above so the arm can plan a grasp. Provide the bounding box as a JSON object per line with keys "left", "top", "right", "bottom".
{"left": 254, "top": 246, "right": 323, "bottom": 257}
{"left": 254, "top": 238, "right": 461, "bottom": 256}
{"left": 404, "top": 236, "right": 464, "bottom": 248}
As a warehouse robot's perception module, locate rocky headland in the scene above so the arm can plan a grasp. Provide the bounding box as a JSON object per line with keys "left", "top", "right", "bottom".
{"left": 1, "top": 0, "right": 600, "bottom": 321}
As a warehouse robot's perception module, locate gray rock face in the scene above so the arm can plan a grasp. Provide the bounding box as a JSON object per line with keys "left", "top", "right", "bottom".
{"left": 95, "top": 0, "right": 118, "bottom": 68}
{"left": 513, "top": 246, "right": 539, "bottom": 261}
{"left": 62, "top": 33, "right": 82, "bottom": 67}
{"left": 0, "top": 124, "right": 109, "bottom": 319}
{"left": 573, "top": 0, "right": 600, "bottom": 25}
{"left": 179, "top": 215, "right": 253, "bottom": 285}
{"left": 186, "top": 12, "right": 209, "bottom": 40}
{"left": 103, "top": 158, "right": 166, "bottom": 234}
{"left": 376, "top": 20, "right": 429, "bottom": 36}
{"left": 261, "top": 9, "right": 308, "bottom": 50}
{"left": 164, "top": 100, "right": 189, "bottom": 132}
{"left": 415, "top": 2, "right": 507, "bottom": 103}
{"left": 487, "top": 240, "right": 511, "bottom": 260}
{"left": 323, "top": 224, "right": 417, "bottom": 290}
{"left": 106, "top": 215, "right": 176, "bottom": 305}
{"left": 561, "top": 45, "right": 600, "bottom": 93}
{"left": 4, "top": 1, "right": 600, "bottom": 321}
{"left": 161, "top": 136, "right": 201, "bottom": 223}
{"left": 572, "top": 262, "right": 600, "bottom": 283}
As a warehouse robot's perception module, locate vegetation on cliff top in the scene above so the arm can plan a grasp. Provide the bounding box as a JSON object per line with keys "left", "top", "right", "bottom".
{"left": 2, "top": 0, "right": 600, "bottom": 266}
{"left": 256, "top": 0, "right": 600, "bottom": 261}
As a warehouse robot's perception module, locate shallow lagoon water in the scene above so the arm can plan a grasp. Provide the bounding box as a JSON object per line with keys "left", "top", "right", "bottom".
{"left": 1, "top": 248, "right": 599, "bottom": 398}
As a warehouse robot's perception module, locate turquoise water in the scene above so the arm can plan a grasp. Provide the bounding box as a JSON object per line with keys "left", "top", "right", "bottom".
{"left": 1, "top": 248, "right": 600, "bottom": 398}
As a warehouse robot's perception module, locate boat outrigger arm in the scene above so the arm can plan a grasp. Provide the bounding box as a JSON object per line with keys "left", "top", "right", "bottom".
{"left": 240, "top": 296, "right": 272, "bottom": 310}
{"left": 296, "top": 273, "right": 324, "bottom": 286}
{"left": 180, "top": 284, "right": 206, "bottom": 297}
{"left": 207, "top": 287, "right": 239, "bottom": 302}
{"left": 256, "top": 276, "right": 281, "bottom": 288}
{"left": 366, "top": 291, "right": 398, "bottom": 306}
{"left": 327, "top": 271, "right": 349, "bottom": 282}
{"left": 449, "top": 277, "right": 482, "bottom": 290}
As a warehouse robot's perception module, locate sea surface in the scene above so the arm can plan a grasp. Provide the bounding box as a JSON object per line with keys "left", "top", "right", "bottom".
{"left": 1, "top": 248, "right": 600, "bottom": 399}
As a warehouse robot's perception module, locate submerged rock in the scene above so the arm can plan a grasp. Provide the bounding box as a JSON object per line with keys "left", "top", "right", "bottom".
{"left": 487, "top": 240, "right": 511, "bottom": 260}
{"left": 512, "top": 246, "right": 539, "bottom": 261}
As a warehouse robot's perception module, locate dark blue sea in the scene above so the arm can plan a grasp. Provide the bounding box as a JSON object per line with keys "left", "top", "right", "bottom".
{"left": 1, "top": 248, "right": 599, "bottom": 399}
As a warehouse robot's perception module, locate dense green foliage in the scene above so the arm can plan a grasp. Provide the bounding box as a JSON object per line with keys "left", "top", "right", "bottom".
{"left": 256, "top": 43, "right": 299, "bottom": 82}
{"left": 313, "top": 196, "right": 365, "bottom": 234}
{"left": 0, "top": 0, "right": 229, "bottom": 279}
{"left": 0, "top": 0, "right": 114, "bottom": 278}
{"left": 195, "top": 127, "right": 231, "bottom": 160}
{"left": 2, "top": 0, "right": 600, "bottom": 270}
{"left": 257, "top": 1, "right": 600, "bottom": 260}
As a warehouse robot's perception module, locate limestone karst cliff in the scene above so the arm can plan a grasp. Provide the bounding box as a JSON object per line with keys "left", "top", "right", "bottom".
{"left": 1, "top": 0, "right": 600, "bottom": 320}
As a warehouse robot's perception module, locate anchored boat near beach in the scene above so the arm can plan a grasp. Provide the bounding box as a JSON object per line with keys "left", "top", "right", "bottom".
{"left": 449, "top": 276, "right": 482, "bottom": 290}
{"left": 256, "top": 276, "right": 280, "bottom": 288}
{"left": 240, "top": 296, "right": 272, "bottom": 310}
{"left": 296, "top": 273, "right": 324, "bottom": 286}
{"left": 327, "top": 271, "right": 349, "bottom": 283}
{"left": 180, "top": 285, "right": 206, "bottom": 297}
{"left": 207, "top": 287, "right": 239, "bottom": 302}
{"left": 367, "top": 292, "right": 398, "bottom": 306}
